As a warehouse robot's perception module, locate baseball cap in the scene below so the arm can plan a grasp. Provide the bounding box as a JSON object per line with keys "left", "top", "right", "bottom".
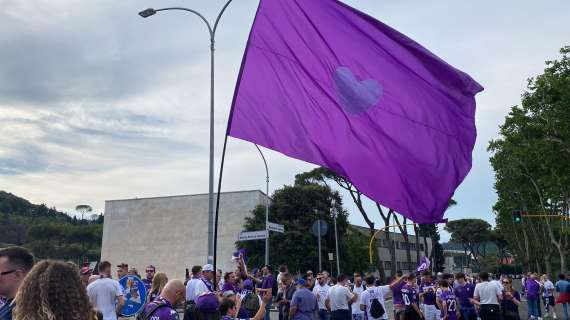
{"left": 296, "top": 278, "right": 306, "bottom": 286}
{"left": 202, "top": 264, "right": 214, "bottom": 272}
{"left": 80, "top": 266, "right": 92, "bottom": 275}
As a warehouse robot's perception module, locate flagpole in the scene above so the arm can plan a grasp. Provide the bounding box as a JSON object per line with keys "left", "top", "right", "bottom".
{"left": 138, "top": 0, "right": 235, "bottom": 274}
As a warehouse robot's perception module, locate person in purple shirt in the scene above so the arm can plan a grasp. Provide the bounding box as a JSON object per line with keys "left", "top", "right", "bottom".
{"left": 143, "top": 265, "right": 156, "bottom": 292}
{"left": 419, "top": 271, "right": 439, "bottom": 320}
{"left": 391, "top": 271, "right": 406, "bottom": 320}
{"left": 525, "top": 273, "right": 541, "bottom": 319}
{"left": 222, "top": 272, "right": 238, "bottom": 294}
{"left": 500, "top": 277, "right": 521, "bottom": 320}
{"left": 257, "top": 265, "right": 274, "bottom": 320}
{"left": 142, "top": 279, "right": 186, "bottom": 320}
{"left": 402, "top": 273, "right": 423, "bottom": 320}
{"left": 453, "top": 272, "right": 476, "bottom": 320}
{"left": 437, "top": 280, "right": 458, "bottom": 320}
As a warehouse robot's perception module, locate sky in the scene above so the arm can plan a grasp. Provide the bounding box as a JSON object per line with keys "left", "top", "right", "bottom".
{"left": 0, "top": 0, "right": 568, "bottom": 242}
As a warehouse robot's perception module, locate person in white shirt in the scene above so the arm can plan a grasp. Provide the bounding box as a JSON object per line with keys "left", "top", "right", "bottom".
{"left": 542, "top": 274, "right": 557, "bottom": 319}
{"left": 313, "top": 273, "right": 331, "bottom": 320}
{"left": 86, "top": 261, "right": 125, "bottom": 320}
{"left": 193, "top": 264, "right": 215, "bottom": 297}
{"left": 277, "top": 265, "right": 288, "bottom": 293}
{"left": 351, "top": 273, "right": 365, "bottom": 320}
{"left": 360, "top": 274, "right": 405, "bottom": 320}
{"left": 184, "top": 265, "right": 203, "bottom": 320}
{"left": 326, "top": 274, "right": 358, "bottom": 320}
{"left": 472, "top": 272, "right": 502, "bottom": 320}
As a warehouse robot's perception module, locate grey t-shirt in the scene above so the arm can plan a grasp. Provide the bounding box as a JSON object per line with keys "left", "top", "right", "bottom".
{"left": 291, "top": 288, "right": 318, "bottom": 320}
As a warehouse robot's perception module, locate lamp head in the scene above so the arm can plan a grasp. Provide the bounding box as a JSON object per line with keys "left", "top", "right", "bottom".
{"left": 139, "top": 8, "right": 157, "bottom": 18}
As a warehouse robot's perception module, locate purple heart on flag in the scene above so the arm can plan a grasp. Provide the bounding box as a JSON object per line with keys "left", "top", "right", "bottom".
{"left": 333, "top": 66, "right": 382, "bottom": 115}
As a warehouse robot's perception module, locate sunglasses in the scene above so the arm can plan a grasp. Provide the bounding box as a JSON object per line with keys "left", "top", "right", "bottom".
{"left": 502, "top": 281, "right": 510, "bottom": 284}
{"left": 146, "top": 270, "right": 155, "bottom": 273}
{"left": 317, "top": 277, "right": 323, "bottom": 280}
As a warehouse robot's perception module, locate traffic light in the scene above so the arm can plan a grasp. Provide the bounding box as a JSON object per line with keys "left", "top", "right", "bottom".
{"left": 512, "top": 210, "right": 523, "bottom": 224}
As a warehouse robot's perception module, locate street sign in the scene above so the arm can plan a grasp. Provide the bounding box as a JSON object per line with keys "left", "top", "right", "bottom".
{"left": 311, "top": 220, "right": 328, "bottom": 237}
{"left": 118, "top": 275, "right": 146, "bottom": 317}
{"left": 268, "top": 222, "right": 285, "bottom": 233}
{"left": 238, "top": 230, "right": 268, "bottom": 241}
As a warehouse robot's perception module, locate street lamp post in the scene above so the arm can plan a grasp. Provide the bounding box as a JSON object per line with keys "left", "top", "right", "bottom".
{"left": 254, "top": 144, "right": 270, "bottom": 266}
{"left": 139, "top": 1, "right": 234, "bottom": 265}
{"left": 331, "top": 205, "right": 340, "bottom": 276}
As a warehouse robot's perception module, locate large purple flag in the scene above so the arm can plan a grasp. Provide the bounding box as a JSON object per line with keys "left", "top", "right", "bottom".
{"left": 227, "top": 0, "right": 483, "bottom": 223}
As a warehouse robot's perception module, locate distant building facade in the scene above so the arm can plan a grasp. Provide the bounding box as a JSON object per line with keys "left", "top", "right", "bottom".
{"left": 352, "top": 225, "right": 433, "bottom": 277}
{"left": 101, "top": 190, "right": 268, "bottom": 280}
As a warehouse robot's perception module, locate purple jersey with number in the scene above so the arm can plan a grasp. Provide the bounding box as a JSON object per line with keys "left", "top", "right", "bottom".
{"left": 392, "top": 281, "right": 406, "bottom": 306}
{"left": 401, "top": 284, "right": 418, "bottom": 306}
{"left": 454, "top": 283, "right": 474, "bottom": 309}
{"left": 439, "top": 289, "right": 457, "bottom": 320}
{"left": 419, "top": 281, "right": 437, "bottom": 305}
{"left": 143, "top": 296, "right": 179, "bottom": 320}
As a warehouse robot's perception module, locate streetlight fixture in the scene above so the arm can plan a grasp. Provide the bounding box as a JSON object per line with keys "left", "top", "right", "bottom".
{"left": 138, "top": 1, "right": 234, "bottom": 265}
{"left": 254, "top": 144, "right": 270, "bottom": 266}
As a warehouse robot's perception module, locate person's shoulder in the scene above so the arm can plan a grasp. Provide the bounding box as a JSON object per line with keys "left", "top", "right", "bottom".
{"left": 153, "top": 305, "right": 178, "bottom": 320}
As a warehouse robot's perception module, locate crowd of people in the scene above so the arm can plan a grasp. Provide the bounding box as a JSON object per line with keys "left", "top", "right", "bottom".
{"left": 2, "top": 245, "right": 570, "bottom": 320}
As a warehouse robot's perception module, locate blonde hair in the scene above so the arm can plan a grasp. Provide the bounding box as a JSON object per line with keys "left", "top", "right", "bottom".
{"left": 146, "top": 272, "right": 169, "bottom": 303}
{"left": 13, "top": 260, "right": 96, "bottom": 320}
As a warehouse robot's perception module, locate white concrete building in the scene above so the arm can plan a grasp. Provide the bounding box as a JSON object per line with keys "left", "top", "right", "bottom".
{"left": 101, "top": 190, "right": 268, "bottom": 280}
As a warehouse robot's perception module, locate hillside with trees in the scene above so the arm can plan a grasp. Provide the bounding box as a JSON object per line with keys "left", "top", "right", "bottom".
{"left": 0, "top": 191, "right": 103, "bottom": 263}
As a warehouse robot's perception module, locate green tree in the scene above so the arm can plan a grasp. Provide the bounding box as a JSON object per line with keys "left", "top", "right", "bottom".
{"left": 444, "top": 219, "right": 493, "bottom": 270}
{"left": 489, "top": 46, "right": 570, "bottom": 273}
{"left": 296, "top": 168, "right": 398, "bottom": 281}
{"left": 237, "top": 182, "right": 368, "bottom": 274}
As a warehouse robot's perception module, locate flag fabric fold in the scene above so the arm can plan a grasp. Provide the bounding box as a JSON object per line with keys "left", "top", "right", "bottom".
{"left": 227, "top": 0, "right": 483, "bottom": 223}
{"left": 416, "top": 256, "right": 431, "bottom": 272}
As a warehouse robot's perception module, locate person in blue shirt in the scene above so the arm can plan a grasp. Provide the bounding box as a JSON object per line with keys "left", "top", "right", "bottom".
{"left": 0, "top": 247, "right": 34, "bottom": 320}
{"left": 290, "top": 278, "right": 318, "bottom": 320}
{"left": 555, "top": 274, "right": 570, "bottom": 320}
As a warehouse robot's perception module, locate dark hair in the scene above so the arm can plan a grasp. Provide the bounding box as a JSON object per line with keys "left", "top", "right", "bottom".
{"left": 98, "top": 261, "right": 111, "bottom": 273}
{"left": 407, "top": 273, "right": 416, "bottom": 280}
{"left": 263, "top": 265, "right": 273, "bottom": 272}
{"left": 353, "top": 272, "right": 361, "bottom": 278}
{"left": 365, "top": 276, "right": 376, "bottom": 285}
{"left": 421, "top": 271, "right": 432, "bottom": 277}
{"left": 224, "top": 272, "right": 234, "bottom": 282}
{"left": 282, "top": 272, "right": 292, "bottom": 280}
{"left": 219, "top": 298, "right": 235, "bottom": 316}
{"left": 192, "top": 265, "right": 202, "bottom": 275}
{"left": 337, "top": 274, "right": 347, "bottom": 283}
{"left": 438, "top": 280, "right": 449, "bottom": 288}
{"left": 455, "top": 272, "right": 466, "bottom": 280}
{"left": 559, "top": 274, "right": 567, "bottom": 280}
{"left": 279, "top": 265, "right": 288, "bottom": 273}
{"left": 479, "top": 272, "right": 489, "bottom": 281}
{"left": 0, "top": 246, "right": 34, "bottom": 272}
{"left": 396, "top": 270, "right": 403, "bottom": 277}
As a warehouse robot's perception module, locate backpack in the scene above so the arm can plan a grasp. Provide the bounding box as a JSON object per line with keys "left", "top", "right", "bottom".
{"left": 242, "top": 292, "right": 261, "bottom": 315}
{"left": 369, "top": 289, "right": 385, "bottom": 319}
{"left": 136, "top": 301, "right": 169, "bottom": 320}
